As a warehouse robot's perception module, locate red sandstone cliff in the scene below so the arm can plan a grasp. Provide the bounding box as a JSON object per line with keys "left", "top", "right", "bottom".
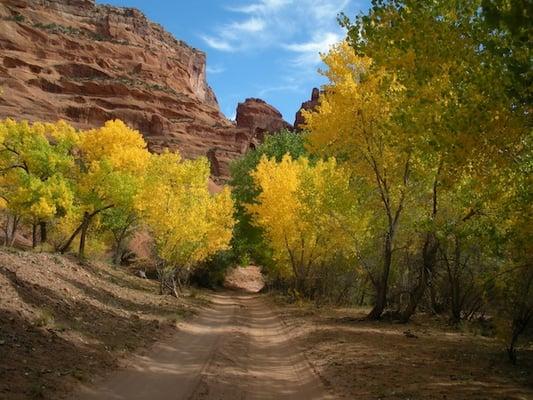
{"left": 0, "top": 0, "right": 291, "bottom": 180}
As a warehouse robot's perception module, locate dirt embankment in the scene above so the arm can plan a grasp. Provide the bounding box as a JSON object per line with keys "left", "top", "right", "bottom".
{"left": 0, "top": 249, "right": 206, "bottom": 400}
{"left": 278, "top": 302, "right": 533, "bottom": 399}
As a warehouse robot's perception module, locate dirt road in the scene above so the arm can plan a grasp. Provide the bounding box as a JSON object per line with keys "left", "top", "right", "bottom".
{"left": 75, "top": 292, "right": 331, "bottom": 400}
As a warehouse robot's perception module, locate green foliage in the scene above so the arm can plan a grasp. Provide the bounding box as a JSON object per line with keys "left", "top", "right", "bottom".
{"left": 298, "top": 0, "right": 531, "bottom": 356}
{"left": 481, "top": 0, "right": 532, "bottom": 105}
{"left": 31, "top": 22, "right": 128, "bottom": 44}
{"left": 5, "top": 14, "right": 25, "bottom": 22}
{"left": 190, "top": 250, "right": 236, "bottom": 289}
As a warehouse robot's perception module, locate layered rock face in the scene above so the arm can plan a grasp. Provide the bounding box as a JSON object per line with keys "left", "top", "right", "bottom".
{"left": 294, "top": 88, "right": 320, "bottom": 130}
{"left": 0, "top": 0, "right": 290, "bottom": 180}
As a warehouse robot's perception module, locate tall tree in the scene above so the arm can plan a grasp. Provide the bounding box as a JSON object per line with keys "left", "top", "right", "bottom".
{"left": 230, "top": 129, "right": 309, "bottom": 266}
{"left": 304, "top": 42, "right": 411, "bottom": 319}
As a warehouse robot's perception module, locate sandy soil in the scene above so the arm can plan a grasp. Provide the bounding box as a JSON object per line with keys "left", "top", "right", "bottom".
{"left": 0, "top": 249, "right": 203, "bottom": 400}
{"left": 74, "top": 292, "right": 331, "bottom": 400}
{"left": 278, "top": 302, "right": 533, "bottom": 400}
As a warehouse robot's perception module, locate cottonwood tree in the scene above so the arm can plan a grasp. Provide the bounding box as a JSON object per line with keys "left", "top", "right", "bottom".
{"left": 307, "top": 1, "right": 528, "bottom": 320}
{"left": 59, "top": 120, "right": 149, "bottom": 258}
{"left": 304, "top": 43, "right": 412, "bottom": 319}
{"left": 230, "top": 130, "right": 309, "bottom": 267}
{"left": 101, "top": 207, "right": 138, "bottom": 265}
{"left": 247, "top": 154, "right": 365, "bottom": 296}
{"left": 137, "top": 151, "right": 235, "bottom": 296}
{"left": 0, "top": 119, "right": 76, "bottom": 247}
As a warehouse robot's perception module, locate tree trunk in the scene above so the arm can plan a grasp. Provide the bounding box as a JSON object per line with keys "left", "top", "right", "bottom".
{"left": 158, "top": 272, "right": 164, "bottom": 295}
{"left": 40, "top": 222, "right": 47, "bottom": 244}
{"left": 32, "top": 223, "right": 37, "bottom": 248}
{"left": 507, "top": 317, "right": 527, "bottom": 365}
{"left": 112, "top": 244, "right": 122, "bottom": 266}
{"left": 7, "top": 215, "right": 19, "bottom": 247}
{"left": 170, "top": 275, "right": 180, "bottom": 298}
{"left": 291, "top": 261, "right": 306, "bottom": 295}
{"left": 507, "top": 332, "right": 519, "bottom": 365}
{"left": 78, "top": 212, "right": 90, "bottom": 259}
{"left": 59, "top": 205, "right": 113, "bottom": 254}
{"left": 359, "top": 287, "right": 366, "bottom": 306}
{"left": 3, "top": 216, "right": 9, "bottom": 246}
{"left": 59, "top": 220, "right": 85, "bottom": 254}
{"left": 401, "top": 170, "right": 440, "bottom": 322}
{"left": 401, "top": 233, "right": 439, "bottom": 322}
{"left": 112, "top": 230, "right": 127, "bottom": 265}
{"left": 450, "top": 280, "right": 462, "bottom": 323}
{"left": 449, "top": 239, "right": 462, "bottom": 324}
{"left": 367, "top": 234, "right": 393, "bottom": 320}
{"left": 429, "top": 277, "right": 445, "bottom": 314}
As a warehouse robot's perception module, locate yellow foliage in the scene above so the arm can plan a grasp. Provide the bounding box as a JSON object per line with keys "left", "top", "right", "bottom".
{"left": 0, "top": 119, "right": 75, "bottom": 224}
{"left": 304, "top": 42, "right": 410, "bottom": 207}
{"left": 79, "top": 119, "right": 149, "bottom": 173}
{"left": 247, "top": 154, "right": 364, "bottom": 286}
{"left": 75, "top": 120, "right": 150, "bottom": 214}
{"left": 137, "top": 151, "right": 235, "bottom": 274}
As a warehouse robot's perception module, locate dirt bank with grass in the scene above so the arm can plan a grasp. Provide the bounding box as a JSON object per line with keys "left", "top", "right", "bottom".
{"left": 0, "top": 249, "right": 206, "bottom": 400}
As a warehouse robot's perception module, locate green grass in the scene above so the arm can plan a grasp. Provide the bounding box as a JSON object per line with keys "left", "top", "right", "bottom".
{"left": 8, "top": 14, "right": 25, "bottom": 22}
{"left": 34, "top": 308, "right": 55, "bottom": 328}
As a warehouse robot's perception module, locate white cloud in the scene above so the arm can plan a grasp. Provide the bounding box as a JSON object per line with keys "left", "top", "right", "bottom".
{"left": 207, "top": 65, "right": 226, "bottom": 74}
{"left": 229, "top": 17, "right": 266, "bottom": 34}
{"left": 311, "top": 0, "right": 351, "bottom": 20}
{"left": 201, "top": 17, "right": 266, "bottom": 51}
{"left": 202, "top": 0, "right": 351, "bottom": 54}
{"left": 258, "top": 84, "right": 301, "bottom": 96}
{"left": 228, "top": 0, "right": 293, "bottom": 14}
{"left": 284, "top": 31, "right": 341, "bottom": 66}
{"left": 202, "top": 0, "right": 353, "bottom": 96}
{"left": 201, "top": 35, "right": 235, "bottom": 52}
{"left": 284, "top": 32, "right": 340, "bottom": 53}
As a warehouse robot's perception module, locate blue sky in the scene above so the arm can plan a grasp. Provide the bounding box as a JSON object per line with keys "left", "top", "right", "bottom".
{"left": 99, "top": 1, "right": 371, "bottom": 122}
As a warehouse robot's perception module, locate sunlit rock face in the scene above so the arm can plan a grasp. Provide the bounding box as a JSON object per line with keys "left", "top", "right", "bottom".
{"left": 0, "top": 0, "right": 293, "bottom": 180}
{"left": 236, "top": 98, "right": 292, "bottom": 140}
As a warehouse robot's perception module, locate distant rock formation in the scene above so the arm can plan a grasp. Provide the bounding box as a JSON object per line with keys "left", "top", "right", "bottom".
{"left": 0, "top": 0, "right": 292, "bottom": 181}
{"left": 294, "top": 88, "right": 320, "bottom": 130}
{"left": 236, "top": 98, "right": 292, "bottom": 140}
